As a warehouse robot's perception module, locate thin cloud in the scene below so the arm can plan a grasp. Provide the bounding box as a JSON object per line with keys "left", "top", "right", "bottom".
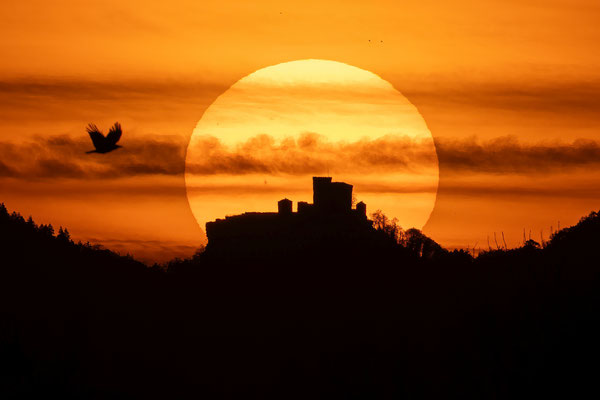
{"left": 0, "top": 160, "right": 16, "bottom": 177}
{"left": 3, "top": 77, "right": 600, "bottom": 119}
{"left": 1, "top": 133, "right": 600, "bottom": 180}
{"left": 0, "top": 78, "right": 225, "bottom": 102}
{"left": 189, "top": 133, "right": 600, "bottom": 176}
{"left": 436, "top": 136, "right": 600, "bottom": 174}
{"left": 0, "top": 134, "right": 186, "bottom": 179}
{"left": 187, "top": 133, "right": 437, "bottom": 176}
{"left": 403, "top": 79, "right": 600, "bottom": 115}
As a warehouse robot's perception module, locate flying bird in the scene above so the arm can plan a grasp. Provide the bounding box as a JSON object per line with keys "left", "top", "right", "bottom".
{"left": 86, "top": 122, "right": 123, "bottom": 154}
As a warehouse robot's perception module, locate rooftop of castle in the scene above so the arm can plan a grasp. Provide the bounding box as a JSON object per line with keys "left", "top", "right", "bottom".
{"left": 210, "top": 176, "right": 367, "bottom": 223}
{"left": 205, "top": 177, "right": 371, "bottom": 250}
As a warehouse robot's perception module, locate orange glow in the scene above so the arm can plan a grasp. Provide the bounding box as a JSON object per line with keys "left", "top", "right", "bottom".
{"left": 185, "top": 60, "right": 439, "bottom": 237}
{"left": 1, "top": 1, "right": 600, "bottom": 261}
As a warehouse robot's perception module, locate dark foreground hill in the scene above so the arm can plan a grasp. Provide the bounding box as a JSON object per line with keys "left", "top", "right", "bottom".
{"left": 1, "top": 203, "right": 600, "bottom": 399}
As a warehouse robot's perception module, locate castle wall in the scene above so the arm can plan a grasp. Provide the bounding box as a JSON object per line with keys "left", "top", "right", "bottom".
{"left": 205, "top": 177, "right": 371, "bottom": 256}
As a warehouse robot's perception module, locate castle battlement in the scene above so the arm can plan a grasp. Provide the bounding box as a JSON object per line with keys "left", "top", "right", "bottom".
{"left": 204, "top": 177, "right": 371, "bottom": 255}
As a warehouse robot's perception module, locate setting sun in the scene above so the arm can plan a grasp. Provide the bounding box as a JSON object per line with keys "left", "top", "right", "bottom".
{"left": 185, "top": 59, "right": 439, "bottom": 237}
{"left": 3, "top": 2, "right": 600, "bottom": 397}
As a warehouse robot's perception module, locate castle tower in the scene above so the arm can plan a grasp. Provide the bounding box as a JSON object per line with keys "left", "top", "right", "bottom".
{"left": 312, "top": 176, "right": 353, "bottom": 213}
{"left": 356, "top": 201, "right": 367, "bottom": 217}
{"left": 278, "top": 198, "right": 293, "bottom": 215}
{"left": 312, "top": 177, "right": 332, "bottom": 207}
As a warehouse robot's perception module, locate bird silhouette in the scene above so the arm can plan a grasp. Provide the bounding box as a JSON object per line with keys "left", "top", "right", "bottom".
{"left": 86, "top": 122, "right": 122, "bottom": 154}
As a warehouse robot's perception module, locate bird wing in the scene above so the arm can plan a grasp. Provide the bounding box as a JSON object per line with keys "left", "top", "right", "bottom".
{"left": 86, "top": 123, "right": 106, "bottom": 149}
{"left": 106, "top": 122, "right": 122, "bottom": 145}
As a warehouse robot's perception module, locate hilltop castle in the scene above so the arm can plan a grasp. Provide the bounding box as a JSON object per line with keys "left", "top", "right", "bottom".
{"left": 205, "top": 177, "right": 373, "bottom": 255}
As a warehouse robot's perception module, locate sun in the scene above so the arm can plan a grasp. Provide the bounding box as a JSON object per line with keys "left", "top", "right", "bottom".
{"left": 185, "top": 59, "right": 439, "bottom": 240}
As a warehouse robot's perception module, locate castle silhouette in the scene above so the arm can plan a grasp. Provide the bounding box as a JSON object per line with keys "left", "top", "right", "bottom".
{"left": 205, "top": 177, "right": 373, "bottom": 255}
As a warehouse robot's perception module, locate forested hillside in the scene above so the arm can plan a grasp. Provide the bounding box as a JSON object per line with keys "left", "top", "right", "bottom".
{"left": 1, "top": 203, "right": 599, "bottom": 398}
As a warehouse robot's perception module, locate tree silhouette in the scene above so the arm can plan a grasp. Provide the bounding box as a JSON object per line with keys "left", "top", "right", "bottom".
{"left": 371, "top": 209, "right": 403, "bottom": 244}
{"left": 2, "top": 201, "right": 600, "bottom": 398}
{"left": 57, "top": 226, "right": 71, "bottom": 242}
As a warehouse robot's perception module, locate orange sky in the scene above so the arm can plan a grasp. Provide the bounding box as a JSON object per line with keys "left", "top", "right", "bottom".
{"left": 1, "top": 0, "right": 600, "bottom": 262}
